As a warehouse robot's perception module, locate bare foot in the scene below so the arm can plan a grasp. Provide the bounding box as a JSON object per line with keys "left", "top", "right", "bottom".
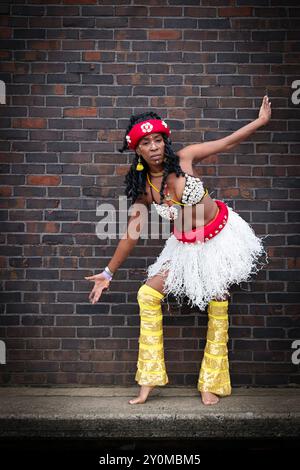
{"left": 201, "top": 391, "right": 219, "bottom": 405}
{"left": 128, "top": 385, "right": 155, "bottom": 405}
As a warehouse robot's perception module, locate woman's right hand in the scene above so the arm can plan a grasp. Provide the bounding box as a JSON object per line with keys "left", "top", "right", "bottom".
{"left": 84, "top": 272, "right": 111, "bottom": 305}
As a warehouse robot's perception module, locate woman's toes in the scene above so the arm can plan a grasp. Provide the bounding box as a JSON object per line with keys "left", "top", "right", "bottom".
{"left": 201, "top": 391, "right": 220, "bottom": 405}
{"left": 128, "top": 386, "right": 155, "bottom": 405}
{"left": 128, "top": 396, "right": 146, "bottom": 405}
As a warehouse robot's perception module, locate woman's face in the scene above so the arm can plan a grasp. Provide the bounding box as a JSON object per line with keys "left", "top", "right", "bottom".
{"left": 136, "top": 133, "right": 165, "bottom": 169}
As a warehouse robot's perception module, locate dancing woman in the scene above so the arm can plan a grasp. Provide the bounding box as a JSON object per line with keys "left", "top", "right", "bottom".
{"left": 85, "top": 96, "right": 271, "bottom": 406}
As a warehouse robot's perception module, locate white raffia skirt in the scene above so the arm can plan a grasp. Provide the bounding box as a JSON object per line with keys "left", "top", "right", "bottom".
{"left": 144, "top": 202, "right": 269, "bottom": 311}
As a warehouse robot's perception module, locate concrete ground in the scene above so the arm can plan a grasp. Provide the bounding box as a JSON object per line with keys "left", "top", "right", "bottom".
{"left": 0, "top": 386, "right": 299, "bottom": 440}
{"left": 0, "top": 386, "right": 299, "bottom": 468}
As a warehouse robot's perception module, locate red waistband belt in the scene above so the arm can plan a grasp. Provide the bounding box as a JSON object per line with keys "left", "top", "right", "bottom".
{"left": 172, "top": 200, "right": 229, "bottom": 243}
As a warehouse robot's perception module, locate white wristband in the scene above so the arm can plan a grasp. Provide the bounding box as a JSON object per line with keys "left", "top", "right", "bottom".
{"left": 102, "top": 270, "right": 112, "bottom": 281}
{"left": 104, "top": 266, "right": 114, "bottom": 277}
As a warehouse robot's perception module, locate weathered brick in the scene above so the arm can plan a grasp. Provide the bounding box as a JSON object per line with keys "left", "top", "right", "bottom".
{"left": 27, "top": 175, "right": 60, "bottom": 186}
{"left": 219, "top": 7, "right": 253, "bottom": 17}
{"left": 64, "top": 107, "right": 97, "bottom": 117}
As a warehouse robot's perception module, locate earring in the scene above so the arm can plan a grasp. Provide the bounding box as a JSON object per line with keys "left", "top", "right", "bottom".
{"left": 136, "top": 154, "right": 144, "bottom": 171}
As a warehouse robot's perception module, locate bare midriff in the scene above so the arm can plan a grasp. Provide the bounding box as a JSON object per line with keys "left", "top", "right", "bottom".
{"left": 145, "top": 169, "right": 219, "bottom": 230}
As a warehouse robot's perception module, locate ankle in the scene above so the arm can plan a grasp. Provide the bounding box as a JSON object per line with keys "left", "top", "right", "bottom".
{"left": 140, "top": 385, "right": 155, "bottom": 392}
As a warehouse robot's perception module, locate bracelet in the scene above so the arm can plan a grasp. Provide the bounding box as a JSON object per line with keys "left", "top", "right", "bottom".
{"left": 104, "top": 266, "right": 114, "bottom": 277}
{"left": 102, "top": 270, "right": 112, "bottom": 281}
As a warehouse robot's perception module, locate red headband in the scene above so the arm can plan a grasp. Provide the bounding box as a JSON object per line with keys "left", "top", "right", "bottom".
{"left": 125, "top": 119, "right": 171, "bottom": 150}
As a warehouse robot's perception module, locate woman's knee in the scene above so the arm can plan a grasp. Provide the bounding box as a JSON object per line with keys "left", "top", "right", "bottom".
{"left": 145, "top": 272, "right": 167, "bottom": 297}
{"left": 137, "top": 282, "right": 165, "bottom": 304}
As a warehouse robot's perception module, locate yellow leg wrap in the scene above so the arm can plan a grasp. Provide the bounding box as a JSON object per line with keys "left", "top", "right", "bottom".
{"left": 135, "top": 284, "right": 169, "bottom": 386}
{"left": 197, "top": 299, "right": 231, "bottom": 396}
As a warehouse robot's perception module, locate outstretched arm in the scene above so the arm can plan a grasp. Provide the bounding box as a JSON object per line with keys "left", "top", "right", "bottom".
{"left": 84, "top": 198, "right": 149, "bottom": 304}
{"left": 106, "top": 198, "right": 149, "bottom": 274}
{"left": 178, "top": 95, "right": 272, "bottom": 163}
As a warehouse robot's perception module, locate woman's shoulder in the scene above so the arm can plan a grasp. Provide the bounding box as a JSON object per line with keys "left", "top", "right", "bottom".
{"left": 171, "top": 155, "right": 197, "bottom": 179}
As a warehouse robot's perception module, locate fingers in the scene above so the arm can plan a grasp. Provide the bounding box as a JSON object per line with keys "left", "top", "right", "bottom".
{"left": 88, "top": 287, "right": 109, "bottom": 304}
{"left": 88, "top": 289, "right": 94, "bottom": 303}
{"left": 90, "top": 290, "right": 102, "bottom": 305}
{"left": 85, "top": 276, "right": 110, "bottom": 304}
{"left": 89, "top": 290, "right": 97, "bottom": 304}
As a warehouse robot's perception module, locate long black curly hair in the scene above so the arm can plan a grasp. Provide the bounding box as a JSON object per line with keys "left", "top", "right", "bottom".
{"left": 118, "top": 111, "right": 186, "bottom": 205}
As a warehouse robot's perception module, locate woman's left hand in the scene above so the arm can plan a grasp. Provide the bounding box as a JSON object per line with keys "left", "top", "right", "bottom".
{"left": 258, "top": 95, "right": 272, "bottom": 125}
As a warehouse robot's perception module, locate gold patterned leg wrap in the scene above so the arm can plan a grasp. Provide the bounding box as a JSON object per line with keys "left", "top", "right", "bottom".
{"left": 197, "top": 299, "right": 231, "bottom": 396}
{"left": 135, "top": 284, "right": 169, "bottom": 386}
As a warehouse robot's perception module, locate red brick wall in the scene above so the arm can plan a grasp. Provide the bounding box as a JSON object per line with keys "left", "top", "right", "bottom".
{"left": 0, "top": 1, "right": 299, "bottom": 387}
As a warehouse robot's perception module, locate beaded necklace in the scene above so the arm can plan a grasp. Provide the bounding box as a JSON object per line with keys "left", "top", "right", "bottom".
{"left": 147, "top": 173, "right": 186, "bottom": 206}
{"left": 147, "top": 173, "right": 185, "bottom": 221}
